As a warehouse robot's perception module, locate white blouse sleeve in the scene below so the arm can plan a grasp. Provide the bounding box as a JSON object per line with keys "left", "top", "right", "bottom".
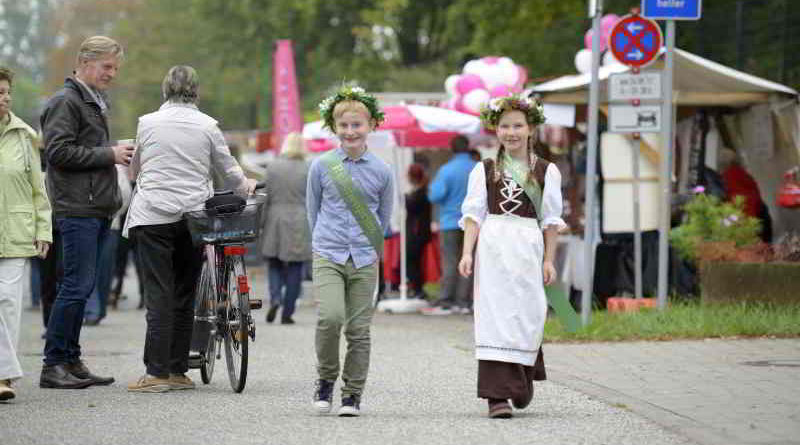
{"left": 540, "top": 163, "right": 568, "bottom": 231}
{"left": 458, "top": 162, "right": 488, "bottom": 229}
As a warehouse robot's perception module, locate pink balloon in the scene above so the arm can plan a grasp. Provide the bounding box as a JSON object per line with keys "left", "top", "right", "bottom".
{"left": 454, "top": 97, "right": 469, "bottom": 114}
{"left": 515, "top": 65, "right": 528, "bottom": 88}
{"left": 510, "top": 85, "right": 523, "bottom": 94}
{"left": 482, "top": 56, "right": 500, "bottom": 65}
{"left": 601, "top": 14, "right": 621, "bottom": 34}
{"left": 455, "top": 74, "right": 485, "bottom": 95}
{"left": 584, "top": 28, "right": 608, "bottom": 52}
{"left": 489, "top": 85, "right": 511, "bottom": 98}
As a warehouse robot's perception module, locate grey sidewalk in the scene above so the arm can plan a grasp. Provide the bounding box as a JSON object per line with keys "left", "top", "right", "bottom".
{"left": 3, "top": 306, "right": 692, "bottom": 445}
{"left": 546, "top": 338, "right": 800, "bottom": 445}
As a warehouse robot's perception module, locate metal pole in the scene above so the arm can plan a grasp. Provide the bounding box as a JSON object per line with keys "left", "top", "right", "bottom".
{"left": 633, "top": 137, "right": 642, "bottom": 299}
{"left": 581, "top": 0, "right": 603, "bottom": 325}
{"left": 657, "top": 20, "right": 676, "bottom": 309}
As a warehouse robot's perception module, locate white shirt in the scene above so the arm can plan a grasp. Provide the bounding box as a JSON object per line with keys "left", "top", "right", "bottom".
{"left": 123, "top": 102, "right": 247, "bottom": 236}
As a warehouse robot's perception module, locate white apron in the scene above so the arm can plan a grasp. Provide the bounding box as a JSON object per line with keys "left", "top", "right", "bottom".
{"left": 474, "top": 214, "right": 547, "bottom": 366}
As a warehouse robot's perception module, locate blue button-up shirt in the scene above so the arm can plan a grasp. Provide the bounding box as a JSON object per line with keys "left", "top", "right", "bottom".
{"left": 307, "top": 147, "right": 394, "bottom": 268}
{"left": 428, "top": 152, "right": 476, "bottom": 231}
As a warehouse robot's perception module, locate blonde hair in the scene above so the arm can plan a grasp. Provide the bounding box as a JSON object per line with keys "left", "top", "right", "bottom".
{"left": 76, "top": 36, "right": 124, "bottom": 65}
{"left": 332, "top": 100, "right": 374, "bottom": 128}
{"left": 280, "top": 132, "right": 306, "bottom": 160}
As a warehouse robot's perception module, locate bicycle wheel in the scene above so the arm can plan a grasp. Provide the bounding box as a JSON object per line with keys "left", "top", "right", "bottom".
{"left": 223, "top": 254, "right": 249, "bottom": 392}
{"left": 196, "top": 248, "right": 218, "bottom": 384}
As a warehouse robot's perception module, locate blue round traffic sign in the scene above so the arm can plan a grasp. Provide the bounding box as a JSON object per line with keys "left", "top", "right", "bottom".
{"left": 608, "top": 15, "right": 663, "bottom": 68}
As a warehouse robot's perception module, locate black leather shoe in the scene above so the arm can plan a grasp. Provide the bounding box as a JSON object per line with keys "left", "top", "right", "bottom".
{"left": 266, "top": 304, "right": 280, "bottom": 323}
{"left": 280, "top": 317, "right": 295, "bottom": 325}
{"left": 64, "top": 360, "right": 115, "bottom": 386}
{"left": 40, "top": 364, "right": 93, "bottom": 389}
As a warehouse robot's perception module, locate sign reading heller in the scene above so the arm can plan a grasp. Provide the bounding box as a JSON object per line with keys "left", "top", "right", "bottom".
{"left": 608, "top": 15, "right": 663, "bottom": 69}
{"left": 609, "top": 104, "right": 662, "bottom": 133}
{"left": 642, "top": 0, "right": 702, "bottom": 20}
{"left": 609, "top": 72, "right": 662, "bottom": 101}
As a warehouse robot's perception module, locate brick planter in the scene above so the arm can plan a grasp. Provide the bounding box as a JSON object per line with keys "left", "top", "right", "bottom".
{"left": 700, "top": 262, "right": 800, "bottom": 304}
{"left": 606, "top": 297, "right": 657, "bottom": 312}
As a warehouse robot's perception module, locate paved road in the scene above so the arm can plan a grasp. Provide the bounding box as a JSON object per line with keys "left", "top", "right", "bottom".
{"left": 546, "top": 338, "right": 800, "bottom": 445}
{"left": 3, "top": 304, "right": 690, "bottom": 444}
{"left": 2, "top": 268, "right": 796, "bottom": 445}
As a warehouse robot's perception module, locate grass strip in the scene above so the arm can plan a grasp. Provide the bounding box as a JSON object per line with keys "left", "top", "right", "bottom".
{"left": 544, "top": 300, "right": 800, "bottom": 342}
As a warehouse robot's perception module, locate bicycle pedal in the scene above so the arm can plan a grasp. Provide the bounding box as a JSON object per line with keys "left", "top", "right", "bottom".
{"left": 248, "top": 299, "right": 263, "bottom": 310}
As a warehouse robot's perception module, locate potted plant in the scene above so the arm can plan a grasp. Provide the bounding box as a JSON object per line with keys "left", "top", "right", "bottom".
{"left": 670, "top": 189, "right": 800, "bottom": 304}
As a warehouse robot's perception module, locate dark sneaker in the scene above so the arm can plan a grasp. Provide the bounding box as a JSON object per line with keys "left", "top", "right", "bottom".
{"left": 280, "top": 317, "right": 295, "bottom": 325}
{"left": 338, "top": 394, "right": 361, "bottom": 417}
{"left": 488, "top": 399, "right": 513, "bottom": 419}
{"left": 313, "top": 379, "right": 334, "bottom": 413}
{"left": 266, "top": 304, "right": 280, "bottom": 323}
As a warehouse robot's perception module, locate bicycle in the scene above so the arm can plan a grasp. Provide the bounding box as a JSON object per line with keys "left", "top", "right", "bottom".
{"left": 185, "top": 186, "right": 265, "bottom": 393}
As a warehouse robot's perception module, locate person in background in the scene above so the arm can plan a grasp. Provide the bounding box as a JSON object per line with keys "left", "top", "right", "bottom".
{"left": 124, "top": 65, "right": 256, "bottom": 393}
{"left": 39, "top": 36, "right": 132, "bottom": 389}
{"left": 0, "top": 67, "right": 52, "bottom": 401}
{"left": 424, "top": 135, "right": 476, "bottom": 315}
{"left": 719, "top": 147, "right": 772, "bottom": 242}
{"left": 405, "top": 163, "right": 431, "bottom": 299}
{"left": 84, "top": 165, "right": 132, "bottom": 325}
{"left": 261, "top": 132, "right": 312, "bottom": 325}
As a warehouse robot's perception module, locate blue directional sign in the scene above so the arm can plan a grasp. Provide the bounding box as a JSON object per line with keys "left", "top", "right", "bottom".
{"left": 642, "top": 0, "right": 702, "bottom": 20}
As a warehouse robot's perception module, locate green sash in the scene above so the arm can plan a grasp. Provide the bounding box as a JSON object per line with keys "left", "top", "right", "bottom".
{"left": 502, "top": 152, "right": 543, "bottom": 221}
{"left": 322, "top": 150, "right": 384, "bottom": 255}
{"left": 502, "top": 153, "right": 580, "bottom": 332}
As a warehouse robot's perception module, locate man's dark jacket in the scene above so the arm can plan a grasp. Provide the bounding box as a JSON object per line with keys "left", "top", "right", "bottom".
{"left": 40, "top": 77, "right": 121, "bottom": 218}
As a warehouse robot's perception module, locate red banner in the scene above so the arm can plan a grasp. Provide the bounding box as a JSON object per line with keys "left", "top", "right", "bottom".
{"left": 272, "top": 40, "right": 303, "bottom": 150}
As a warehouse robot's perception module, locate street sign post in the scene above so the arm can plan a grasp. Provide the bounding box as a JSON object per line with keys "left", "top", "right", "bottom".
{"left": 642, "top": 0, "right": 702, "bottom": 20}
{"left": 608, "top": 15, "right": 663, "bottom": 69}
{"left": 609, "top": 104, "right": 662, "bottom": 133}
{"left": 609, "top": 72, "right": 662, "bottom": 101}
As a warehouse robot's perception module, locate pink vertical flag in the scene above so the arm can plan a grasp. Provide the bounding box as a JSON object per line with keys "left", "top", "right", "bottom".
{"left": 272, "top": 40, "right": 303, "bottom": 150}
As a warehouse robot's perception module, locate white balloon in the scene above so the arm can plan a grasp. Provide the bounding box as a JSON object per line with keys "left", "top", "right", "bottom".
{"left": 574, "top": 49, "right": 593, "bottom": 74}
{"left": 602, "top": 50, "right": 621, "bottom": 66}
{"left": 463, "top": 60, "right": 482, "bottom": 75}
{"left": 462, "top": 88, "right": 490, "bottom": 114}
{"left": 444, "top": 74, "right": 461, "bottom": 95}
{"left": 497, "top": 58, "right": 519, "bottom": 86}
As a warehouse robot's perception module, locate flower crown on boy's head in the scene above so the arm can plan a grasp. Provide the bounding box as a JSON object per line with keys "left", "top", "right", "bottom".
{"left": 479, "top": 93, "right": 546, "bottom": 130}
{"left": 319, "top": 84, "right": 385, "bottom": 130}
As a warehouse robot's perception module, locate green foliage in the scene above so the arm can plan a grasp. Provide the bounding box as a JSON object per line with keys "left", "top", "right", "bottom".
{"left": 544, "top": 300, "right": 800, "bottom": 341}
{"left": 670, "top": 193, "right": 761, "bottom": 262}
{"left": 318, "top": 84, "right": 385, "bottom": 130}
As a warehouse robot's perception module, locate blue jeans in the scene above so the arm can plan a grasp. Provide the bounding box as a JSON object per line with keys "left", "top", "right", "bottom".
{"left": 85, "top": 229, "right": 120, "bottom": 321}
{"left": 43, "top": 217, "right": 110, "bottom": 366}
{"left": 267, "top": 258, "right": 303, "bottom": 321}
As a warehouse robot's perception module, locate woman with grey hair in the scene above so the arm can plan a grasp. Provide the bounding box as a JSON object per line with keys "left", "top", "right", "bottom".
{"left": 260, "top": 132, "right": 312, "bottom": 324}
{"left": 124, "top": 65, "right": 256, "bottom": 393}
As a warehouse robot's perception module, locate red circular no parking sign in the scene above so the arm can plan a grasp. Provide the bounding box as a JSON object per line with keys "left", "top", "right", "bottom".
{"left": 608, "top": 14, "right": 663, "bottom": 68}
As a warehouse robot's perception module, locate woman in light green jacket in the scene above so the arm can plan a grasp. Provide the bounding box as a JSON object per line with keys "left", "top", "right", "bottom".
{"left": 0, "top": 67, "right": 52, "bottom": 401}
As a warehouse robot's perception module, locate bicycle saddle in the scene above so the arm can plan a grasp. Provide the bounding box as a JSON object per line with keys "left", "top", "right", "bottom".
{"left": 204, "top": 194, "right": 246, "bottom": 214}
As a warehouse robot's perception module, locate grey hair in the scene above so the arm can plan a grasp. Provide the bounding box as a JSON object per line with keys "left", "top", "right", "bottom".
{"left": 76, "top": 36, "right": 124, "bottom": 64}
{"left": 162, "top": 65, "right": 199, "bottom": 103}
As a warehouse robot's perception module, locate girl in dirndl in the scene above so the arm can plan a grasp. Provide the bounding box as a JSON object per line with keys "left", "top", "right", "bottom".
{"left": 458, "top": 94, "right": 566, "bottom": 419}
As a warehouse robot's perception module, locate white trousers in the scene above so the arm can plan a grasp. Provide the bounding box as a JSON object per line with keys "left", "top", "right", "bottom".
{"left": 0, "top": 258, "right": 30, "bottom": 381}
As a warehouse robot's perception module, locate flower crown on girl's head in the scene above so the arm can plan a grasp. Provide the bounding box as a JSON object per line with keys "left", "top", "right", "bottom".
{"left": 479, "top": 94, "right": 546, "bottom": 130}
{"left": 318, "top": 84, "right": 385, "bottom": 130}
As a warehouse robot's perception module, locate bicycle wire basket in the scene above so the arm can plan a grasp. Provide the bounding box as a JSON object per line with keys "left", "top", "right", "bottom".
{"left": 184, "top": 197, "right": 266, "bottom": 246}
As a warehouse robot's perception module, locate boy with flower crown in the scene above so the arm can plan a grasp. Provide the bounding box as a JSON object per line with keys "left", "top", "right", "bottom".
{"left": 458, "top": 94, "right": 566, "bottom": 418}
{"left": 307, "top": 85, "right": 394, "bottom": 417}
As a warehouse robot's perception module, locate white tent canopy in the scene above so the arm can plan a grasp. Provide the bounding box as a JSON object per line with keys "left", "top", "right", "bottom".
{"left": 531, "top": 48, "right": 798, "bottom": 106}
